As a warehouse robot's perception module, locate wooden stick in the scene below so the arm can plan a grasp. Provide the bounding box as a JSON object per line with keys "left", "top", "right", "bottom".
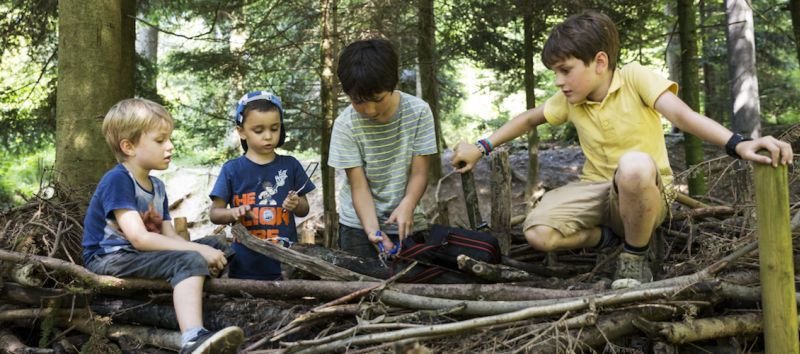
{"left": 490, "top": 148, "right": 511, "bottom": 253}
{"left": 233, "top": 223, "right": 378, "bottom": 281}
{"left": 753, "top": 152, "right": 799, "bottom": 354}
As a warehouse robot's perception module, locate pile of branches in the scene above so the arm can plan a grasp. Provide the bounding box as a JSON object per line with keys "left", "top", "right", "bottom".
{"left": 1, "top": 164, "right": 799, "bottom": 353}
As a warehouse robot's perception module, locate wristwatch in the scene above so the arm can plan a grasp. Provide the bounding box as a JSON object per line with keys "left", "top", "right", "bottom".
{"left": 725, "top": 133, "right": 752, "bottom": 159}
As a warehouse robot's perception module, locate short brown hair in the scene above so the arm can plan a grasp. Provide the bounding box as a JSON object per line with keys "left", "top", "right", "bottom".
{"left": 102, "top": 98, "right": 173, "bottom": 162}
{"left": 542, "top": 11, "right": 620, "bottom": 71}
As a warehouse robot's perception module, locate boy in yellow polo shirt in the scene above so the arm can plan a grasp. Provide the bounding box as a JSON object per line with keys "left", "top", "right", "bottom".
{"left": 452, "top": 10, "right": 792, "bottom": 289}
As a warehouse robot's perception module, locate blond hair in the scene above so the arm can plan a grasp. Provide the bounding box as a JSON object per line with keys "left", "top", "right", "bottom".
{"left": 102, "top": 98, "right": 173, "bottom": 162}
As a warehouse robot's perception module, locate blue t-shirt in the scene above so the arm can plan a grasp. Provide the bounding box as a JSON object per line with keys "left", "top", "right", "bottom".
{"left": 82, "top": 164, "right": 171, "bottom": 263}
{"left": 209, "top": 155, "right": 316, "bottom": 280}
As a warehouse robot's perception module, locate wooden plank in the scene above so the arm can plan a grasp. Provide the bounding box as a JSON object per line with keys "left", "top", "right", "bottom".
{"left": 490, "top": 148, "right": 511, "bottom": 254}
{"left": 753, "top": 153, "right": 799, "bottom": 354}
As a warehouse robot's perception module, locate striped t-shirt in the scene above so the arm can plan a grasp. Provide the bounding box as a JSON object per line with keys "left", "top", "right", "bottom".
{"left": 329, "top": 91, "right": 438, "bottom": 233}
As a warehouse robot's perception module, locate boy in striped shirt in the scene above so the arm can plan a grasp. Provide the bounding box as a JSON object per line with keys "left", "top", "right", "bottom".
{"left": 329, "top": 39, "right": 439, "bottom": 259}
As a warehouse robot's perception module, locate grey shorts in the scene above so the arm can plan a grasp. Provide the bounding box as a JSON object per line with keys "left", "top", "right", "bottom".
{"left": 85, "top": 236, "right": 233, "bottom": 287}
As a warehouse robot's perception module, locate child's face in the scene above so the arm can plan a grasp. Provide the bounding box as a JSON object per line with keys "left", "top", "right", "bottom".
{"left": 551, "top": 56, "right": 605, "bottom": 104}
{"left": 349, "top": 91, "right": 395, "bottom": 123}
{"left": 128, "top": 124, "right": 174, "bottom": 171}
{"left": 238, "top": 110, "right": 281, "bottom": 156}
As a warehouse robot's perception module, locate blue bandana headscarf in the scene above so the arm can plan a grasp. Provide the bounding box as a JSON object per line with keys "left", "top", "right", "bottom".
{"left": 234, "top": 91, "right": 286, "bottom": 149}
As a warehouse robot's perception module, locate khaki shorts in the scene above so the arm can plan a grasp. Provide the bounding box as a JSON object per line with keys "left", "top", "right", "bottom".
{"left": 523, "top": 176, "right": 673, "bottom": 239}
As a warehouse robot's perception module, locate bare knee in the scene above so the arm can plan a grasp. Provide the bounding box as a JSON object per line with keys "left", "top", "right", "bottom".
{"left": 525, "top": 225, "right": 561, "bottom": 252}
{"left": 616, "top": 151, "right": 658, "bottom": 191}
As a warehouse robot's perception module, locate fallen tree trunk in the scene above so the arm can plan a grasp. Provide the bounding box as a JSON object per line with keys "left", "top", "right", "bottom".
{"left": 633, "top": 312, "right": 769, "bottom": 344}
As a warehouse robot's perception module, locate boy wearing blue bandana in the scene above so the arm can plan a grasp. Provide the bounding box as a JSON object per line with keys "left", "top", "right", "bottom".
{"left": 82, "top": 98, "right": 243, "bottom": 354}
{"left": 209, "top": 91, "right": 315, "bottom": 280}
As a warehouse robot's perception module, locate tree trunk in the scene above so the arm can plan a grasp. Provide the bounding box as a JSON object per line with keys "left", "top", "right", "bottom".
{"left": 678, "top": 0, "right": 707, "bottom": 196}
{"left": 700, "top": 0, "right": 726, "bottom": 124}
{"left": 418, "top": 0, "right": 445, "bottom": 192}
{"left": 135, "top": 3, "right": 159, "bottom": 98}
{"left": 523, "top": 2, "right": 539, "bottom": 209}
{"left": 320, "top": 0, "right": 339, "bottom": 248}
{"left": 56, "top": 0, "right": 135, "bottom": 202}
{"left": 490, "top": 148, "right": 511, "bottom": 253}
{"left": 790, "top": 0, "right": 800, "bottom": 66}
{"left": 725, "top": 0, "right": 761, "bottom": 138}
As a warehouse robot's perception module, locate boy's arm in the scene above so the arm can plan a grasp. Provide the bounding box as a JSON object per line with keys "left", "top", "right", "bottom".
{"left": 452, "top": 105, "right": 548, "bottom": 173}
{"left": 386, "top": 155, "right": 428, "bottom": 239}
{"left": 114, "top": 209, "right": 227, "bottom": 269}
{"left": 655, "top": 90, "right": 792, "bottom": 166}
{"left": 160, "top": 221, "right": 185, "bottom": 241}
{"left": 345, "top": 166, "right": 383, "bottom": 244}
{"left": 209, "top": 198, "right": 252, "bottom": 224}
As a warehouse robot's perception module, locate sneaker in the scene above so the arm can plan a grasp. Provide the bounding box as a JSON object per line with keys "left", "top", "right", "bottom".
{"left": 179, "top": 327, "right": 244, "bottom": 354}
{"left": 611, "top": 252, "right": 653, "bottom": 290}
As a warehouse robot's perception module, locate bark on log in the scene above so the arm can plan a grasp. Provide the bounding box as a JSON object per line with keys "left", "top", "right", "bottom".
{"left": 9, "top": 263, "right": 44, "bottom": 287}
{"left": 490, "top": 148, "right": 512, "bottom": 253}
{"left": 501, "top": 256, "right": 593, "bottom": 277}
{"left": 670, "top": 206, "right": 735, "bottom": 221}
{"left": 289, "top": 244, "right": 389, "bottom": 279}
{"left": 51, "top": 316, "right": 182, "bottom": 351}
{"left": 233, "top": 223, "right": 378, "bottom": 281}
{"left": 460, "top": 170, "right": 483, "bottom": 230}
{"left": 528, "top": 306, "right": 680, "bottom": 353}
{"left": 457, "top": 255, "right": 539, "bottom": 282}
{"left": 633, "top": 312, "right": 771, "bottom": 344}
{"left": 0, "top": 329, "right": 54, "bottom": 354}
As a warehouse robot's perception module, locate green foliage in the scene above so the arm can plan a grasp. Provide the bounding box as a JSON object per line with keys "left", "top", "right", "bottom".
{"left": 0, "top": 147, "right": 53, "bottom": 208}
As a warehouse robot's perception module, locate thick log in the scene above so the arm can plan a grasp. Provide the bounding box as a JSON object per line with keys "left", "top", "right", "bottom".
{"left": 457, "top": 255, "right": 538, "bottom": 282}
{"left": 501, "top": 255, "right": 593, "bottom": 277}
{"left": 290, "top": 243, "right": 389, "bottom": 279}
{"left": 0, "top": 329, "right": 53, "bottom": 354}
{"left": 232, "top": 223, "right": 378, "bottom": 281}
{"left": 490, "top": 148, "right": 512, "bottom": 254}
{"left": 633, "top": 312, "right": 773, "bottom": 344}
{"left": 753, "top": 151, "right": 799, "bottom": 354}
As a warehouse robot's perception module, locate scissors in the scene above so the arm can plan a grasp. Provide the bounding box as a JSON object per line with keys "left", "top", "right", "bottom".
{"left": 374, "top": 231, "right": 400, "bottom": 267}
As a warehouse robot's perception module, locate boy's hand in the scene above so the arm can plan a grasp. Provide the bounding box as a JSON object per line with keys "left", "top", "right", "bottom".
{"left": 386, "top": 201, "right": 414, "bottom": 240}
{"left": 283, "top": 191, "right": 300, "bottom": 211}
{"left": 452, "top": 141, "right": 483, "bottom": 173}
{"left": 736, "top": 135, "right": 793, "bottom": 167}
{"left": 369, "top": 230, "right": 395, "bottom": 255}
{"left": 140, "top": 203, "right": 163, "bottom": 233}
{"left": 229, "top": 205, "right": 253, "bottom": 222}
{"left": 197, "top": 244, "right": 227, "bottom": 272}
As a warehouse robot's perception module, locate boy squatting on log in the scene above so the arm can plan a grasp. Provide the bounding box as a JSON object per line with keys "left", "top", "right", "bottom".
{"left": 451, "top": 10, "right": 793, "bottom": 290}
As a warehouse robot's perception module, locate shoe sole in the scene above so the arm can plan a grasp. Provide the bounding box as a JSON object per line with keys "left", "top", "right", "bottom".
{"left": 190, "top": 327, "right": 244, "bottom": 354}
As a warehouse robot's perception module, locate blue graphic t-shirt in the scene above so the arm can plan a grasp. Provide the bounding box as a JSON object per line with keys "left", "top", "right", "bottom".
{"left": 210, "top": 155, "right": 316, "bottom": 280}
{"left": 82, "top": 164, "right": 171, "bottom": 263}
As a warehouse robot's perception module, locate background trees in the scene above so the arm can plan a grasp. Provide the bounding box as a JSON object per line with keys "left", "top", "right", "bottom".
{"left": 0, "top": 0, "right": 799, "bottom": 206}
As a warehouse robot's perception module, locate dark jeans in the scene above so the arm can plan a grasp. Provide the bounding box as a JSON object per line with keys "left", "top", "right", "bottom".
{"left": 85, "top": 235, "right": 234, "bottom": 287}
{"left": 338, "top": 224, "right": 401, "bottom": 260}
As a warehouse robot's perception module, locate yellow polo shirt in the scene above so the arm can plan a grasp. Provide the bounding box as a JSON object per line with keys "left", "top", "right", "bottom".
{"left": 543, "top": 63, "right": 678, "bottom": 185}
